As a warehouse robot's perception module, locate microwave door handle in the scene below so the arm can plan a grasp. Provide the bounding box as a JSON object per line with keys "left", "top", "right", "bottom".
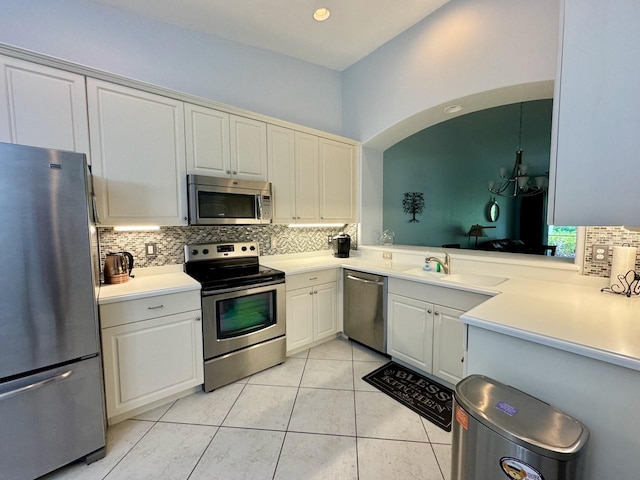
{"left": 257, "top": 194, "right": 263, "bottom": 220}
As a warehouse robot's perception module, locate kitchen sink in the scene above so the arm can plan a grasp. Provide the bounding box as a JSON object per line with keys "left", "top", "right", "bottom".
{"left": 401, "top": 268, "right": 447, "bottom": 280}
{"left": 441, "top": 273, "right": 507, "bottom": 287}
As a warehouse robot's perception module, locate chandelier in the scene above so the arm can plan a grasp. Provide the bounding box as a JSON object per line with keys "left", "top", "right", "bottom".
{"left": 488, "top": 103, "right": 547, "bottom": 198}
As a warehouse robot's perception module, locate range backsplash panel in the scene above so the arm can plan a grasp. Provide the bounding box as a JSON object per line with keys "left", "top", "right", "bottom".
{"left": 98, "top": 224, "right": 358, "bottom": 269}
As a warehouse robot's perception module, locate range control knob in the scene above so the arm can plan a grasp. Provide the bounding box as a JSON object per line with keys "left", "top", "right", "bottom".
{"left": 241, "top": 246, "right": 247, "bottom": 251}
{"left": 250, "top": 246, "right": 256, "bottom": 251}
{"left": 202, "top": 249, "right": 209, "bottom": 254}
{"left": 191, "top": 249, "right": 199, "bottom": 255}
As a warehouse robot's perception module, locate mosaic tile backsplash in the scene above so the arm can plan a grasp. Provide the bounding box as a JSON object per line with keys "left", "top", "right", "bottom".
{"left": 98, "top": 224, "right": 358, "bottom": 269}
{"left": 582, "top": 226, "right": 640, "bottom": 277}
{"left": 99, "top": 224, "right": 639, "bottom": 278}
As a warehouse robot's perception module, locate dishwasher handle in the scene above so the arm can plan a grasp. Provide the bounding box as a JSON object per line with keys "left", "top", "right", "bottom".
{"left": 346, "top": 274, "right": 384, "bottom": 286}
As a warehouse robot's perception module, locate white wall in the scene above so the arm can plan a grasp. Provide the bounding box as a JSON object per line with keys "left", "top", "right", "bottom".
{"left": 341, "top": 0, "right": 560, "bottom": 144}
{"left": 342, "top": 0, "right": 560, "bottom": 244}
{"left": 1, "top": 0, "right": 343, "bottom": 134}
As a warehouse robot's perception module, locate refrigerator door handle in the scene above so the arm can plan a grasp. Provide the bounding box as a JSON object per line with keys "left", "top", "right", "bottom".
{"left": 0, "top": 369, "right": 73, "bottom": 402}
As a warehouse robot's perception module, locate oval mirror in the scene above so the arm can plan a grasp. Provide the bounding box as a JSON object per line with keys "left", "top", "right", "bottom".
{"left": 486, "top": 198, "right": 500, "bottom": 222}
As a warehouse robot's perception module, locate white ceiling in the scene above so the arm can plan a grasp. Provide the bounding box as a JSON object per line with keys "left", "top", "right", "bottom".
{"left": 91, "top": 0, "right": 450, "bottom": 71}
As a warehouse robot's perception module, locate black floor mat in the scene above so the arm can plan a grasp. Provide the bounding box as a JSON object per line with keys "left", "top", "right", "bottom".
{"left": 362, "top": 361, "right": 453, "bottom": 432}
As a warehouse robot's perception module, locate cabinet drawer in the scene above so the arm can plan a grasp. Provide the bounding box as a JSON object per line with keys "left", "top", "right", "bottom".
{"left": 286, "top": 268, "right": 337, "bottom": 291}
{"left": 100, "top": 290, "right": 201, "bottom": 328}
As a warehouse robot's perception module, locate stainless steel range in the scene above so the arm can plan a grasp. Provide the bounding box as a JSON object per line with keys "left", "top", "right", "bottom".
{"left": 184, "top": 242, "right": 286, "bottom": 391}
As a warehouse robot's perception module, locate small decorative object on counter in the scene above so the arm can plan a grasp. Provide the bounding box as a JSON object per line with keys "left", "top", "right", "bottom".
{"left": 402, "top": 192, "right": 425, "bottom": 223}
{"left": 380, "top": 229, "right": 395, "bottom": 246}
{"left": 601, "top": 270, "right": 640, "bottom": 297}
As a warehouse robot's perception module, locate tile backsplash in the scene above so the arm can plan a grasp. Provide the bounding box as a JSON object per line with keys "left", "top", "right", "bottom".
{"left": 98, "top": 224, "right": 358, "bottom": 269}
{"left": 98, "top": 224, "right": 639, "bottom": 278}
{"left": 582, "top": 226, "right": 640, "bottom": 277}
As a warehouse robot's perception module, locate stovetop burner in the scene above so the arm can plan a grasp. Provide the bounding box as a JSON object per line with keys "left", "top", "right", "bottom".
{"left": 184, "top": 241, "right": 284, "bottom": 291}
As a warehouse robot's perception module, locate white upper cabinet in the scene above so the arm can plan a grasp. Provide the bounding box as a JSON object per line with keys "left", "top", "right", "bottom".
{"left": 267, "top": 127, "right": 356, "bottom": 224}
{"left": 295, "top": 132, "right": 320, "bottom": 222}
{"left": 267, "top": 125, "right": 297, "bottom": 222}
{"left": 87, "top": 78, "right": 187, "bottom": 226}
{"left": 319, "top": 138, "right": 357, "bottom": 223}
{"left": 229, "top": 115, "right": 268, "bottom": 181}
{"left": 185, "top": 108, "right": 268, "bottom": 181}
{"left": 549, "top": 0, "right": 640, "bottom": 226}
{"left": 185, "top": 104, "right": 231, "bottom": 177}
{"left": 267, "top": 126, "right": 320, "bottom": 223}
{"left": 0, "top": 54, "right": 89, "bottom": 156}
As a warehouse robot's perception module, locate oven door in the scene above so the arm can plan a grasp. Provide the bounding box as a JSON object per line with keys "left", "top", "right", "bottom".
{"left": 202, "top": 280, "right": 286, "bottom": 359}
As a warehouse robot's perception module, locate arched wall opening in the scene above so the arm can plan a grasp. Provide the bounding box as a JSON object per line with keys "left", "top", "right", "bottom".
{"left": 358, "top": 81, "right": 554, "bottom": 246}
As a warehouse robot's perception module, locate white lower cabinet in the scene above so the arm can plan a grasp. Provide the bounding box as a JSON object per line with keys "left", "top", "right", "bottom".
{"left": 285, "top": 269, "right": 337, "bottom": 352}
{"left": 100, "top": 291, "right": 203, "bottom": 423}
{"left": 387, "top": 278, "right": 488, "bottom": 385}
{"left": 388, "top": 294, "right": 436, "bottom": 373}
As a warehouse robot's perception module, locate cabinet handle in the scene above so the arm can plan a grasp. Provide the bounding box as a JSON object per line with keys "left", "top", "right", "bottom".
{"left": 147, "top": 304, "right": 164, "bottom": 310}
{"left": 427, "top": 309, "right": 432, "bottom": 314}
{"left": 461, "top": 357, "right": 464, "bottom": 363}
{"left": 232, "top": 170, "right": 237, "bottom": 175}
{"left": 309, "top": 277, "right": 317, "bottom": 280}
{"left": 195, "top": 316, "right": 201, "bottom": 322}
{"left": 309, "top": 291, "right": 313, "bottom": 295}
{"left": 226, "top": 170, "right": 231, "bottom": 174}
{"left": 313, "top": 290, "right": 318, "bottom": 294}
{"left": 434, "top": 311, "right": 440, "bottom": 316}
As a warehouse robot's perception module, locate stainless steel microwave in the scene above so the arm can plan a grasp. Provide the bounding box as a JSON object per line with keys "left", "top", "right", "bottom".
{"left": 187, "top": 175, "right": 272, "bottom": 225}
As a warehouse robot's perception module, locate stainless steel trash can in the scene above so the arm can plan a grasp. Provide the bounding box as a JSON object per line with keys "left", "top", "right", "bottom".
{"left": 451, "top": 375, "right": 589, "bottom": 480}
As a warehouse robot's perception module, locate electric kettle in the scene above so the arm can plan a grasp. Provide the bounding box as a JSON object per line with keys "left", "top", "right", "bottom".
{"left": 103, "top": 251, "right": 134, "bottom": 284}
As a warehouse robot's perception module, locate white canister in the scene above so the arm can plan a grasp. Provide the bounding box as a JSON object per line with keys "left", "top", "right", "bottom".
{"left": 609, "top": 246, "right": 638, "bottom": 289}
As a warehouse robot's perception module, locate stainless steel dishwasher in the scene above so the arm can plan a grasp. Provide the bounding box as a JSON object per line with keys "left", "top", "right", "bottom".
{"left": 343, "top": 269, "right": 388, "bottom": 353}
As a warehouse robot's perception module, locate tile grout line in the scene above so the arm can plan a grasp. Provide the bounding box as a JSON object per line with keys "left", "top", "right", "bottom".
{"left": 271, "top": 350, "right": 310, "bottom": 480}
{"left": 350, "top": 341, "right": 362, "bottom": 480}
{"left": 99, "top": 412, "right": 171, "bottom": 480}
{"left": 186, "top": 377, "right": 252, "bottom": 480}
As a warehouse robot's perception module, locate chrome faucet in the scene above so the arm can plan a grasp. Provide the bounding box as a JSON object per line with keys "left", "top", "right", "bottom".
{"left": 425, "top": 253, "right": 451, "bottom": 274}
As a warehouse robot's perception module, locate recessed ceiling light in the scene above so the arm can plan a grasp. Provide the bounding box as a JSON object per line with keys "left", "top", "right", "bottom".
{"left": 313, "top": 7, "right": 331, "bottom": 22}
{"left": 443, "top": 105, "right": 463, "bottom": 114}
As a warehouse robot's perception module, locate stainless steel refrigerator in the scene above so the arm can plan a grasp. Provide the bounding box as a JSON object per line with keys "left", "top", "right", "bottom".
{"left": 0, "top": 143, "right": 106, "bottom": 479}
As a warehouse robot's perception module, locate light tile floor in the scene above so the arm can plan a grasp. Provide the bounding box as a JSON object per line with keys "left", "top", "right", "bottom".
{"left": 43, "top": 338, "right": 452, "bottom": 480}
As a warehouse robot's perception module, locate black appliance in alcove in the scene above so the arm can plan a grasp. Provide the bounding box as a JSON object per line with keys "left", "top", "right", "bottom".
{"left": 331, "top": 233, "right": 351, "bottom": 258}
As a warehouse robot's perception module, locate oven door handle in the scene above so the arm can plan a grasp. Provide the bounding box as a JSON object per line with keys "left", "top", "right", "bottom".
{"left": 201, "top": 278, "right": 285, "bottom": 296}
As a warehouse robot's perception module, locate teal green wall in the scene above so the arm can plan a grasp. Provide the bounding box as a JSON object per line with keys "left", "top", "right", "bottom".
{"left": 383, "top": 100, "right": 553, "bottom": 248}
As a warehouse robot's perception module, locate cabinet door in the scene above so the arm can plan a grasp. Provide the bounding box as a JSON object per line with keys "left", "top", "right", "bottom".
{"left": 185, "top": 104, "right": 230, "bottom": 177}
{"left": 318, "top": 138, "right": 356, "bottom": 223}
{"left": 432, "top": 305, "right": 466, "bottom": 385}
{"left": 229, "top": 115, "right": 268, "bottom": 181}
{"left": 387, "top": 294, "right": 433, "bottom": 373}
{"left": 314, "top": 282, "right": 337, "bottom": 341}
{"left": 101, "top": 310, "right": 204, "bottom": 419}
{"left": 549, "top": 0, "right": 640, "bottom": 225}
{"left": 87, "top": 79, "right": 187, "bottom": 226}
{"left": 286, "top": 287, "right": 314, "bottom": 352}
{"left": 0, "top": 55, "right": 89, "bottom": 156}
{"left": 267, "top": 125, "right": 296, "bottom": 223}
{"left": 295, "top": 132, "right": 320, "bottom": 222}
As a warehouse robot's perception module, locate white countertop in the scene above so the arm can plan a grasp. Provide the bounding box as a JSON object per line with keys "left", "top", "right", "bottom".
{"left": 98, "top": 266, "right": 200, "bottom": 304}
{"left": 261, "top": 252, "right": 640, "bottom": 372}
